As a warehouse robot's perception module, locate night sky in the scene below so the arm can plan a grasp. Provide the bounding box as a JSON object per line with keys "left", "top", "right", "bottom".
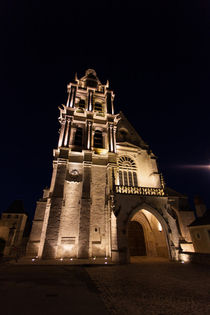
{"left": 2, "top": 1, "right": 210, "bottom": 219}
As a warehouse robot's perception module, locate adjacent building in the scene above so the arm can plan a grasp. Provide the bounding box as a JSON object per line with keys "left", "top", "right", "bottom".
{"left": 0, "top": 200, "right": 27, "bottom": 256}
{"left": 189, "top": 197, "right": 210, "bottom": 254}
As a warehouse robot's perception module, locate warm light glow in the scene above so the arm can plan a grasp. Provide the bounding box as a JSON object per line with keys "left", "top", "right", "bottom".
{"left": 179, "top": 253, "right": 190, "bottom": 263}
{"left": 62, "top": 244, "right": 74, "bottom": 251}
{"left": 115, "top": 185, "right": 165, "bottom": 196}
{"left": 94, "top": 148, "right": 108, "bottom": 155}
{"left": 180, "top": 243, "right": 194, "bottom": 252}
{"left": 158, "top": 222, "right": 162, "bottom": 232}
{"left": 60, "top": 258, "right": 63, "bottom": 261}
{"left": 105, "top": 262, "right": 107, "bottom": 264}
{"left": 105, "top": 257, "right": 107, "bottom": 260}
{"left": 32, "top": 258, "right": 35, "bottom": 261}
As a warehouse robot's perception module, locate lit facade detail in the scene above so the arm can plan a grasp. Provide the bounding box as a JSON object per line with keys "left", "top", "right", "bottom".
{"left": 115, "top": 185, "right": 165, "bottom": 196}
{"left": 26, "top": 69, "right": 195, "bottom": 263}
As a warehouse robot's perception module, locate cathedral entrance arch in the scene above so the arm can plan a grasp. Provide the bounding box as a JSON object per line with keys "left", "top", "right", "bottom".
{"left": 128, "top": 221, "right": 146, "bottom": 256}
{"left": 126, "top": 206, "right": 170, "bottom": 262}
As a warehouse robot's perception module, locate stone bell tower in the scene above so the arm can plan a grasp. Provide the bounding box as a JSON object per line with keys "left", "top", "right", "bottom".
{"left": 27, "top": 69, "right": 119, "bottom": 259}
{"left": 27, "top": 69, "right": 195, "bottom": 263}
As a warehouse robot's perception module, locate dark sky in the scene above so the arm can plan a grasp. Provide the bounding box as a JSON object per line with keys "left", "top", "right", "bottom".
{"left": 1, "top": 1, "right": 210, "bottom": 219}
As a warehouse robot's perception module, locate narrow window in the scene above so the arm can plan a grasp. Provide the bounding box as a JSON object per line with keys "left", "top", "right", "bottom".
{"left": 74, "top": 127, "right": 83, "bottom": 146}
{"left": 128, "top": 171, "right": 133, "bottom": 186}
{"left": 119, "top": 171, "right": 123, "bottom": 185}
{"left": 79, "top": 99, "right": 85, "bottom": 108}
{"left": 95, "top": 102, "right": 102, "bottom": 112}
{"left": 94, "top": 130, "right": 103, "bottom": 148}
{"left": 133, "top": 172, "right": 138, "bottom": 186}
{"left": 195, "top": 232, "right": 201, "bottom": 240}
{"left": 123, "top": 171, "right": 128, "bottom": 186}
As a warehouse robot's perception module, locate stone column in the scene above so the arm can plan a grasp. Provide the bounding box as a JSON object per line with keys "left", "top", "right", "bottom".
{"left": 109, "top": 124, "right": 113, "bottom": 152}
{"left": 58, "top": 119, "right": 66, "bottom": 148}
{"left": 69, "top": 86, "right": 76, "bottom": 108}
{"left": 66, "top": 90, "right": 71, "bottom": 107}
{"left": 87, "top": 121, "right": 92, "bottom": 149}
{"left": 64, "top": 118, "right": 70, "bottom": 147}
{"left": 111, "top": 211, "right": 120, "bottom": 263}
{"left": 67, "top": 118, "right": 73, "bottom": 146}
{"left": 88, "top": 90, "right": 93, "bottom": 111}
{"left": 63, "top": 117, "right": 71, "bottom": 147}
{"left": 91, "top": 129, "right": 95, "bottom": 149}
{"left": 113, "top": 126, "right": 117, "bottom": 153}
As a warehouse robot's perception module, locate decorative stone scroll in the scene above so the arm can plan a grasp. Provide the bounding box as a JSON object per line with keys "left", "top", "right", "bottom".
{"left": 66, "top": 169, "right": 82, "bottom": 182}
{"left": 115, "top": 185, "right": 165, "bottom": 196}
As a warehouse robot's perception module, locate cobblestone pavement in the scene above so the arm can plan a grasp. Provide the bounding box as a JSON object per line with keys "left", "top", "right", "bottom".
{"left": 0, "top": 265, "right": 109, "bottom": 315}
{"left": 86, "top": 257, "right": 210, "bottom": 315}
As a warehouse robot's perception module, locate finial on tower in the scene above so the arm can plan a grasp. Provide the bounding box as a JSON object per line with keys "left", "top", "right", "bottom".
{"left": 85, "top": 69, "right": 97, "bottom": 77}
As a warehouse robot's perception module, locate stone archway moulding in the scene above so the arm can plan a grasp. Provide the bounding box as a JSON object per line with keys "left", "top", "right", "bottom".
{"left": 126, "top": 202, "right": 172, "bottom": 259}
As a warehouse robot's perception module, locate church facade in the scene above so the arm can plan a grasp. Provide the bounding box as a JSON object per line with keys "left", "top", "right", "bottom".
{"left": 27, "top": 69, "right": 195, "bottom": 263}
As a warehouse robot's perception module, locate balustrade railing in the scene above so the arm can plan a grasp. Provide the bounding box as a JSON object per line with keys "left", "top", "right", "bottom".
{"left": 115, "top": 185, "right": 165, "bottom": 196}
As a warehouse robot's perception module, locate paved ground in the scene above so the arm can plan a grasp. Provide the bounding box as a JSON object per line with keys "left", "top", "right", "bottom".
{"left": 87, "top": 257, "right": 210, "bottom": 315}
{"left": 0, "top": 258, "right": 210, "bottom": 315}
{"left": 0, "top": 264, "right": 109, "bottom": 315}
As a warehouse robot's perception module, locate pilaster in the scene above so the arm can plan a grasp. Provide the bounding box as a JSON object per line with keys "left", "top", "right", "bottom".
{"left": 42, "top": 161, "right": 67, "bottom": 259}
{"left": 78, "top": 162, "right": 92, "bottom": 258}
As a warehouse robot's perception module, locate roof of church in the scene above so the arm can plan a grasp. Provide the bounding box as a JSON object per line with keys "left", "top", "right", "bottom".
{"left": 188, "top": 211, "right": 210, "bottom": 227}
{"left": 165, "top": 187, "right": 187, "bottom": 198}
{"left": 4, "top": 200, "right": 27, "bottom": 214}
{"left": 116, "top": 112, "right": 149, "bottom": 150}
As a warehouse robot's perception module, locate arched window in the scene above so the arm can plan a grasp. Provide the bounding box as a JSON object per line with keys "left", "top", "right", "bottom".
{"left": 74, "top": 127, "right": 83, "bottom": 146}
{"left": 118, "top": 156, "right": 138, "bottom": 187}
{"left": 94, "top": 130, "right": 103, "bottom": 148}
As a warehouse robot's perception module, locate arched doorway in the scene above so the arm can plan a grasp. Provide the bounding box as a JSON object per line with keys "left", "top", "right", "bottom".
{"left": 128, "top": 221, "right": 146, "bottom": 256}
{"left": 127, "top": 209, "right": 169, "bottom": 261}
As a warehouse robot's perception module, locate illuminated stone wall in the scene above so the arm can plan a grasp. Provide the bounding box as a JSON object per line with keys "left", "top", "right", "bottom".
{"left": 189, "top": 225, "right": 210, "bottom": 254}
{"left": 90, "top": 165, "right": 108, "bottom": 257}
{"left": 26, "top": 69, "right": 195, "bottom": 263}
